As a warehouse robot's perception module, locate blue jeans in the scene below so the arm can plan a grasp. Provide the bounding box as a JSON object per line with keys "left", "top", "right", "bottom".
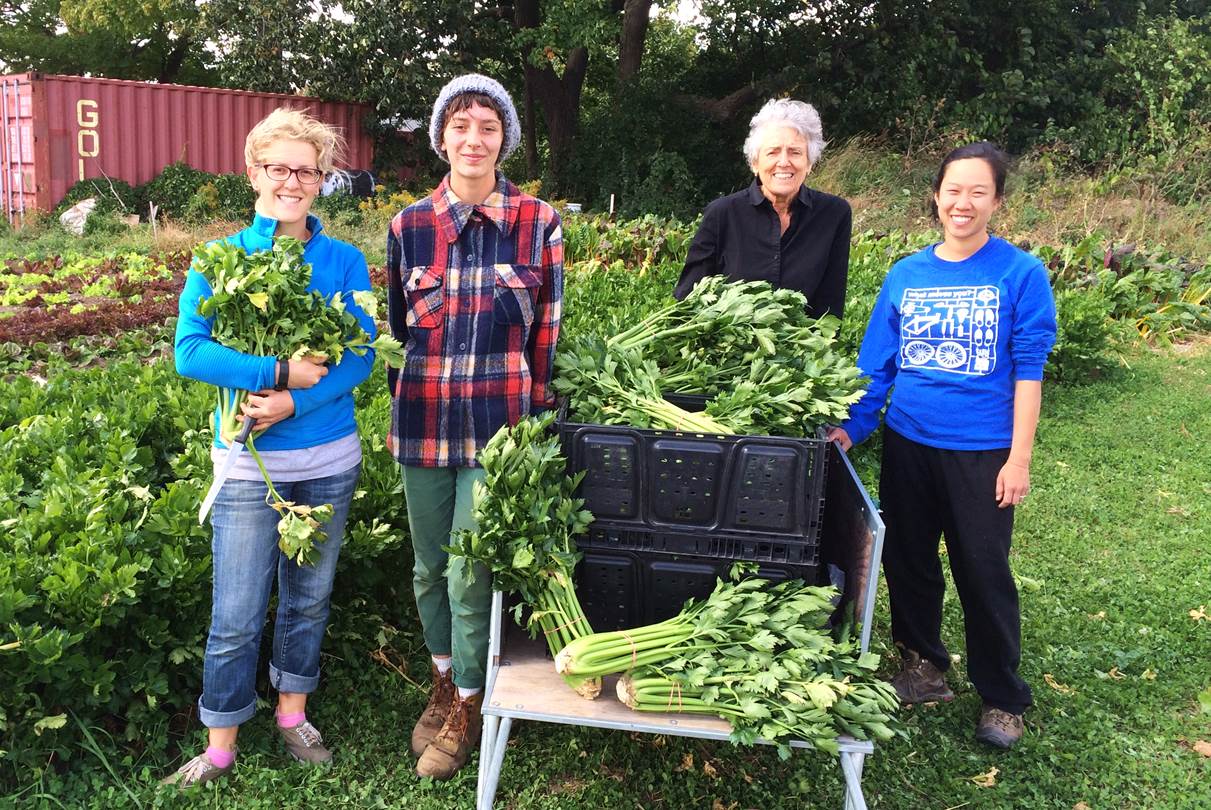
{"left": 198, "top": 463, "right": 359, "bottom": 728}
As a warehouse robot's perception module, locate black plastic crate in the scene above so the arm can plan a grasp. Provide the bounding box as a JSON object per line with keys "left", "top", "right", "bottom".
{"left": 574, "top": 526, "right": 821, "bottom": 631}
{"left": 559, "top": 407, "right": 828, "bottom": 542}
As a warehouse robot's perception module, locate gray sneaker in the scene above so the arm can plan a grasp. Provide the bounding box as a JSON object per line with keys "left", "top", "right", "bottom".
{"left": 277, "top": 720, "right": 333, "bottom": 765}
{"left": 160, "top": 751, "right": 234, "bottom": 789}
{"left": 890, "top": 649, "right": 956, "bottom": 704}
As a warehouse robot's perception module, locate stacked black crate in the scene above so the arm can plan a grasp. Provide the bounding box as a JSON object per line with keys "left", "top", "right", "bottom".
{"left": 560, "top": 404, "right": 829, "bottom": 631}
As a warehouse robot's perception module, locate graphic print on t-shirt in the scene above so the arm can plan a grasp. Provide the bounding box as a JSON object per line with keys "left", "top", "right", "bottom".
{"left": 899, "top": 285, "right": 999, "bottom": 375}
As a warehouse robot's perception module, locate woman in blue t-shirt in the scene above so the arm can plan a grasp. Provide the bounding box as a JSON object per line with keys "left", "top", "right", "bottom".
{"left": 829, "top": 142, "right": 1057, "bottom": 750}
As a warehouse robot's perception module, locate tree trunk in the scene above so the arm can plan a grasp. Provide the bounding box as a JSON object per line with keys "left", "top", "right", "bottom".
{"left": 514, "top": 0, "right": 589, "bottom": 194}
{"left": 617, "top": 0, "right": 653, "bottom": 82}
{"left": 158, "top": 28, "right": 192, "bottom": 83}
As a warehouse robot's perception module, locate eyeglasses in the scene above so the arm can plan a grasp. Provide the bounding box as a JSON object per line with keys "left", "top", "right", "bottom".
{"left": 258, "top": 164, "right": 324, "bottom": 185}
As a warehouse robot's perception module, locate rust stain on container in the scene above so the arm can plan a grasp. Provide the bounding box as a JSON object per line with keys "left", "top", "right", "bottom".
{"left": 0, "top": 72, "right": 375, "bottom": 223}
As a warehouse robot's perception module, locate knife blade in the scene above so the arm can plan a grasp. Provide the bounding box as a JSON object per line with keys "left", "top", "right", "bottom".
{"left": 197, "top": 418, "right": 255, "bottom": 524}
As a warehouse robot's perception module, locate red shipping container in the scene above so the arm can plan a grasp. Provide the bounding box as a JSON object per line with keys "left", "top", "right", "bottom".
{"left": 0, "top": 72, "right": 375, "bottom": 224}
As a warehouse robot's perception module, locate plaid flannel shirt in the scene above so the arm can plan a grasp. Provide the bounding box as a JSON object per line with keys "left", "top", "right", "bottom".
{"left": 385, "top": 174, "right": 563, "bottom": 467}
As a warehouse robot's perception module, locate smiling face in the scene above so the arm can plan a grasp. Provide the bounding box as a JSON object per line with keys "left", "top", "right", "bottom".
{"left": 751, "top": 124, "right": 811, "bottom": 204}
{"left": 933, "top": 157, "right": 1002, "bottom": 247}
{"left": 441, "top": 100, "right": 503, "bottom": 200}
{"left": 247, "top": 139, "right": 321, "bottom": 236}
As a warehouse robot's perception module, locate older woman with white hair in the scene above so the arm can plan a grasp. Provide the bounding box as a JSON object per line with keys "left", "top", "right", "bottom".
{"left": 674, "top": 98, "right": 852, "bottom": 319}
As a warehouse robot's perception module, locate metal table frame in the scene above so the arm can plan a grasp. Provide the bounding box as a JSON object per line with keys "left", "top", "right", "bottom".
{"left": 475, "top": 445, "right": 886, "bottom": 809}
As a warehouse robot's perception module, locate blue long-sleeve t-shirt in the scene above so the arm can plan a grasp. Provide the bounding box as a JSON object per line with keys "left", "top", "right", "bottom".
{"left": 174, "top": 212, "right": 376, "bottom": 450}
{"left": 841, "top": 236, "right": 1057, "bottom": 450}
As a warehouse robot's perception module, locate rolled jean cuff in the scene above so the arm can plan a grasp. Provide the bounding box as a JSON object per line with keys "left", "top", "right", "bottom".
{"left": 269, "top": 661, "right": 320, "bottom": 694}
{"left": 198, "top": 696, "right": 257, "bottom": 729}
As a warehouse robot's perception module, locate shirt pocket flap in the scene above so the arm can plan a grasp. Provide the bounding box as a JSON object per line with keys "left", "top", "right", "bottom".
{"left": 405, "top": 265, "right": 444, "bottom": 292}
{"left": 494, "top": 263, "right": 543, "bottom": 290}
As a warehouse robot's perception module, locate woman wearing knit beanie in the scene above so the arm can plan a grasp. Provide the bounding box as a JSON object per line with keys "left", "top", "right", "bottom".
{"left": 383, "top": 74, "right": 563, "bottom": 780}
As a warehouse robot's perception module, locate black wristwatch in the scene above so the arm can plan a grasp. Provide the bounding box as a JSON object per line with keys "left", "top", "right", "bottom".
{"left": 274, "top": 358, "right": 290, "bottom": 391}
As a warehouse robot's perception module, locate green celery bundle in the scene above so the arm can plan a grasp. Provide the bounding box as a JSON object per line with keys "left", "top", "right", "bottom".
{"left": 555, "top": 576, "right": 904, "bottom": 757}
{"left": 554, "top": 277, "right": 866, "bottom": 438}
{"left": 192, "top": 236, "right": 404, "bottom": 564}
{"left": 446, "top": 413, "right": 602, "bottom": 698}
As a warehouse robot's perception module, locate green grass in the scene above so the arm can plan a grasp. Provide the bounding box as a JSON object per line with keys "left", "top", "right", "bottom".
{"left": 5, "top": 340, "right": 1208, "bottom": 809}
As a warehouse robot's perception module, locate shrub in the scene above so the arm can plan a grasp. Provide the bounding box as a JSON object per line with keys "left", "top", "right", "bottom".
{"left": 54, "top": 178, "right": 144, "bottom": 220}
{"left": 312, "top": 190, "right": 365, "bottom": 222}
{"left": 1047, "top": 287, "right": 1120, "bottom": 383}
{"left": 212, "top": 173, "right": 255, "bottom": 221}
{"left": 140, "top": 162, "right": 211, "bottom": 220}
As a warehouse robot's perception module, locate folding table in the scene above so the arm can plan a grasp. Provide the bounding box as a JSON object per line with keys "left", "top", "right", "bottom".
{"left": 475, "top": 444, "right": 885, "bottom": 809}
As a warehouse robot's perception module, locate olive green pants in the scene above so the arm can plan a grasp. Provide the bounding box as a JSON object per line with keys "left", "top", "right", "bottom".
{"left": 401, "top": 465, "right": 492, "bottom": 689}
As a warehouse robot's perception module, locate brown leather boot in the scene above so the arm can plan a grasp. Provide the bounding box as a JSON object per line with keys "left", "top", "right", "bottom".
{"left": 415, "top": 691, "right": 483, "bottom": 780}
{"left": 890, "top": 648, "right": 955, "bottom": 704}
{"left": 411, "top": 663, "right": 456, "bottom": 757}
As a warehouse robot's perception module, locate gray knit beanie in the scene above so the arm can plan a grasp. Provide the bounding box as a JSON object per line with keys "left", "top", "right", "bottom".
{"left": 429, "top": 74, "right": 521, "bottom": 164}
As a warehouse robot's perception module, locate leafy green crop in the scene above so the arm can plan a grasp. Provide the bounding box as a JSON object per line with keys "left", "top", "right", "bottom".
{"left": 557, "top": 577, "right": 904, "bottom": 758}
{"left": 191, "top": 236, "right": 404, "bottom": 564}
{"left": 446, "top": 413, "right": 600, "bottom": 697}
{"left": 555, "top": 277, "right": 866, "bottom": 437}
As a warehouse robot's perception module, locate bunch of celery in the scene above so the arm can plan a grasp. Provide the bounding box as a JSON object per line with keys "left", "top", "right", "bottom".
{"left": 192, "top": 237, "right": 404, "bottom": 564}
{"left": 553, "top": 335, "right": 734, "bottom": 434}
{"left": 446, "top": 413, "right": 602, "bottom": 698}
{"left": 555, "top": 577, "right": 903, "bottom": 756}
{"left": 554, "top": 277, "right": 865, "bottom": 438}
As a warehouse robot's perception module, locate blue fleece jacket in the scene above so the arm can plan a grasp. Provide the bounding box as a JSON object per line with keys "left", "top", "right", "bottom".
{"left": 841, "top": 236, "right": 1056, "bottom": 450}
{"left": 174, "top": 213, "right": 376, "bottom": 450}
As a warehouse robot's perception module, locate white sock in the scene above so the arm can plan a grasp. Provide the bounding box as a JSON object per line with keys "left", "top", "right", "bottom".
{"left": 432, "top": 655, "right": 452, "bottom": 675}
{"left": 457, "top": 686, "right": 482, "bottom": 700}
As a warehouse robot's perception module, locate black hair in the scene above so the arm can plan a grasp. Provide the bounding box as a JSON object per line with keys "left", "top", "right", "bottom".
{"left": 930, "top": 141, "right": 1009, "bottom": 220}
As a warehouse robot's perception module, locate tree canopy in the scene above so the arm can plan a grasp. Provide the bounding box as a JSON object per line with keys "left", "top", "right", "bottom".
{"left": 2, "top": 0, "right": 1209, "bottom": 210}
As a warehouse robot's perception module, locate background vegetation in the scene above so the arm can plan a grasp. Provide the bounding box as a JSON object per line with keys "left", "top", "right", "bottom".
{"left": 3, "top": 2, "right": 1211, "bottom": 214}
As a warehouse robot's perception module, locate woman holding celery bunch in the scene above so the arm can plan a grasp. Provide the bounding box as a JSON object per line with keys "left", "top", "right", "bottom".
{"left": 168, "top": 108, "right": 385, "bottom": 787}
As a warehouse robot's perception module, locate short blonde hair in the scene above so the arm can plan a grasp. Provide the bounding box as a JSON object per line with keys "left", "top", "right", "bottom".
{"left": 244, "top": 108, "right": 346, "bottom": 174}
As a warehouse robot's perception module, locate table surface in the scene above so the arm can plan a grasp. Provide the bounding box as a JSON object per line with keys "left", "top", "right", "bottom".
{"left": 483, "top": 624, "right": 739, "bottom": 739}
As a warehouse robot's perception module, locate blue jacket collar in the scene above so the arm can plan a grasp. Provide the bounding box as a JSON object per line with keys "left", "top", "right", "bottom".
{"left": 249, "top": 211, "right": 324, "bottom": 246}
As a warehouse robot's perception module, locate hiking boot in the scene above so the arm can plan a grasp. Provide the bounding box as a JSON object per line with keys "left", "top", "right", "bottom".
{"left": 160, "top": 750, "right": 234, "bottom": 789}
{"left": 415, "top": 691, "right": 483, "bottom": 780}
{"left": 277, "top": 719, "right": 333, "bottom": 765}
{"left": 412, "top": 663, "right": 456, "bottom": 757}
{"left": 975, "top": 704, "right": 1024, "bottom": 749}
{"left": 890, "top": 649, "right": 955, "bottom": 704}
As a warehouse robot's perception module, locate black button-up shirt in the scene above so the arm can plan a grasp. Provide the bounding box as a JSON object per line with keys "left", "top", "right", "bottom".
{"left": 674, "top": 180, "right": 852, "bottom": 319}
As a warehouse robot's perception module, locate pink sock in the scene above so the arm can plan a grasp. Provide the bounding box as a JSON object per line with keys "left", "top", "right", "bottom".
{"left": 276, "top": 710, "right": 306, "bottom": 729}
{"left": 205, "top": 746, "right": 235, "bottom": 768}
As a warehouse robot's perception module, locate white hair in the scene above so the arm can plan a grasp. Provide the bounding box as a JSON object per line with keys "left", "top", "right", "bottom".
{"left": 742, "top": 98, "right": 827, "bottom": 168}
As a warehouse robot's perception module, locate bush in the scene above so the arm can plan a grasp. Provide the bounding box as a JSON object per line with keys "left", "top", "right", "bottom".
{"left": 140, "top": 162, "right": 211, "bottom": 220}
{"left": 1047, "top": 287, "right": 1120, "bottom": 382}
{"left": 54, "top": 177, "right": 144, "bottom": 220}
{"left": 212, "top": 173, "right": 255, "bottom": 221}
{"left": 81, "top": 211, "right": 130, "bottom": 237}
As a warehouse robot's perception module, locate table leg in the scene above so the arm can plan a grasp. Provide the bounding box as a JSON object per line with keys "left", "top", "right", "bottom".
{"left": 477, "top": 713, "right": 500, "bottom": 808}
{"left": 840, "top": 750, "right": 867, "bottom": 810}
{"left": 475, "top": 717, "right": 513, "bottom": 810}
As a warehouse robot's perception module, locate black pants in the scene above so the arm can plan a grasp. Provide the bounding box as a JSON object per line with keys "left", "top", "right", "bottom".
{"left": 879, "top": 427, "right": 1032, "bottom": 714}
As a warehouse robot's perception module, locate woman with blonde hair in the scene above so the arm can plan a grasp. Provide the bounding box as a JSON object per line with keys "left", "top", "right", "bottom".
{"left": 165, "top": 108, "right": 378, "bottom": 787}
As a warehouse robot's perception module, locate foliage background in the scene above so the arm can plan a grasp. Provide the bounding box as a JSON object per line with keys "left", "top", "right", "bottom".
{"left": 3, "top": 1, "right": 1211, "bottom": 211}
